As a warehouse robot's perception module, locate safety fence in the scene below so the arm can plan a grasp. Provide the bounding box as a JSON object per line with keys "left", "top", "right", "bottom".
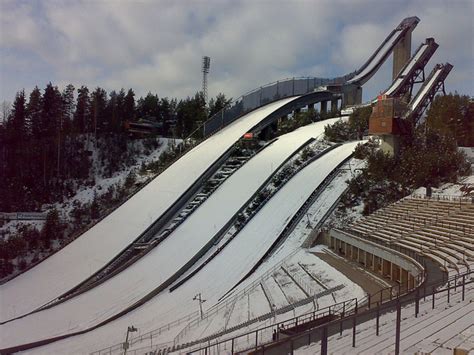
{"left": 235, "top": 269, "right": 474, "bottom": 355}
{"left": 189, "top": 268, "right": 472, "bottom": 355}
{"left": 202, "top": 76, "right": 353, "bottom": 137}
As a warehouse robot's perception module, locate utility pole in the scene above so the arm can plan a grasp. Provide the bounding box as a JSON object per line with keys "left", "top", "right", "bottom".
{"left": 193, "top": 293, "right": 206, "bottom": 319}
{"left": 123, "top": 325, "right": 137, "bottom": 354}
{"left": 202, "top": 56, "right": 211, "bottom": 105}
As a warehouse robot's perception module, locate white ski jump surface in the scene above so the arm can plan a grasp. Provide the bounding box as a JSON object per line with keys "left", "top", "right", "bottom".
{"left": 410, "top": 66, "right": 443, "bottom": 111}
{"left": 0, "top": 97, "right": 299, "bottom": 322}
{"left": 0, "top": 117, "right": 341, "bottom": 349}
{"left": 348, "top": 28, "right": 401, "bottom": 84}
{"left": 385, "top": 43, "right": 429, "bottom": 96}
{"left": 4, "top": 141, "right": 360, "bottom": 353}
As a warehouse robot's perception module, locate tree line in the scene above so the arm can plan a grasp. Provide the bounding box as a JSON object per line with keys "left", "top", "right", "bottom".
{"left": 0, "top": 84, "right": 231, "bottom": 212}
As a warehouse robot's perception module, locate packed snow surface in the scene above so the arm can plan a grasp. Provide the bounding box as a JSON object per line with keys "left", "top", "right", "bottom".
{"left": 0, "top": 97, "right": 299, "bottom": 322}
{"left": 8, "top": 142, "right": 360, "bottom": 354}
{"left": 385, "top": 43, "right": 429, "bottom": 96}
{"left": 410, "top": 67, "right": 443, "bottom": 111}
{"left": 0, "top": 118, "right": 340, "bottom": 349}
{"left": 295, "top": 283, "right": 474, "bottom": 355}
{"left": 348, "top": 28, "right": 401, "bottom": 84}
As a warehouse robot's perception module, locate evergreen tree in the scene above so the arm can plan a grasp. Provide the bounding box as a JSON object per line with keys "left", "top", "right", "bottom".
{"left": 42, "top": 208, "right": 64, "bottom": 241}
{"left": 41, "top": 83, "right": 62, "bottom": 138}
{"left": 426, "top": 93, "right": 473, "bottom": 146}
{"left": 136, "top": 92, "right": 159, "bottom": 120}
{"left": 208, "top": 93, "right": 232, "bottom": 117}
{"left": 61, "top": 84, "right": 75, "bottom": 135}
{"left": 90, "top": 87, "right": 108, "bottom": 134}
{"left": 27, "top": 87, "right": 42, "bottom": 139}
{"left": 123, "top": 89, "right": 135, "bottom": 124}
{"left": 6, "top": 90, "right": 27, "bottom": 179}
{"left": 8, "top": 90, "right": 27, "bottom": 145}
{"left": 74, "top": 86, "right": 90, "bottom": 134}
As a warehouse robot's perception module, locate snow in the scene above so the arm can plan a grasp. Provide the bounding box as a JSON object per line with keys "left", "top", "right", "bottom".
{"left": 0, "top": 116, "right": 339, "bottom": 349}
{"left": 348, "top": 28, "right": 402, "bottom": 84}
{"left": 384, "top": 43, "right": 429, "bottom": 96}
{"left": 9, "top": 141, "right": 362, "bottom": 354}
{"left": 410, "top": 66, "right": 443, "bottom": 111}
{"left": 400, "top": 44, "right": 428, "bottom": 76}
{"left": 0, "top": 97, "right": 299, "bottom": 323}
{"left": 295, "top": 282, "right": 474, "bottom": 355}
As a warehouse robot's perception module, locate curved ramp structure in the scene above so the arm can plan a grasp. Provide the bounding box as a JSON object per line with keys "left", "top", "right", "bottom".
{"left": 0, "top": 119, "right": 344, "bottom": 352}
{"left": 0, "top": 97, "right": 300, "bottom": 323}
{"left": 407, "top": 62, "right": 453, "bottom": 121}
{"left": 384, "top": 38, "right": 438, "bottom": 98}
{"left": 203, "top": 16, "right": 420, "bottom": 136}
{"left": 347, "top": 17, "right": 419, "bottom": 86}
{"left": 1, "top": 142, "right": 361, "bottom": 354}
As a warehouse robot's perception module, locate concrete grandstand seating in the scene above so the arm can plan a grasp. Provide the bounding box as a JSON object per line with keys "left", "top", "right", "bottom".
{"left": 348, "top": 197, "right": 474, "bottom": 278}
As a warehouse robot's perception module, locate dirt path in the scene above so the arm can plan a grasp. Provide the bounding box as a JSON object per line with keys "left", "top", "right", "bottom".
{"left": 312, "top": 249, "right": 394, "bottom": 296}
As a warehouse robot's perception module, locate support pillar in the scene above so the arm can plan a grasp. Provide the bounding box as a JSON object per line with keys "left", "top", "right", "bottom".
{"left": 382, "top": 259, "right": 390, "bottom": 278}
{"left": 331, "top": 99, "right": 338, "bottom": 112}
{"left": 343, "top": 86, "right": 362, "bottom": 106}
{"left": 401, "top": 269, "right": 408, "bottom": 289}
{"left": 321, "top": 101, "right": 328, "bottom": 113}
{"left": 393, "top": 27, "right": 413, "bottom": 80}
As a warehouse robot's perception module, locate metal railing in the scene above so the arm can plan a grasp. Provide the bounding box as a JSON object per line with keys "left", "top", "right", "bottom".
{"left": 240, "top": 269, "right": 474, "bottom": 355}
{"left": 90, "top": 311, "right": 199, "bottom": 355}
{"left": 201, "top": 76, "right": 353, "bottom": 137}
{"left": 186, "top": 296, "right": 357, "bottom": 354}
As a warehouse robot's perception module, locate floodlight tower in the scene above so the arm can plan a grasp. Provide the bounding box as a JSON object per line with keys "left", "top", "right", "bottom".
{"left": 202, "top": 56, "right": 211, "bottom": 104}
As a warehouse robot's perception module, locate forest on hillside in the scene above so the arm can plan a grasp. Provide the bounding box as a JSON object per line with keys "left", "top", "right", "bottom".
{"left": 0, "top": 84, "right": 231, "bottom": 212}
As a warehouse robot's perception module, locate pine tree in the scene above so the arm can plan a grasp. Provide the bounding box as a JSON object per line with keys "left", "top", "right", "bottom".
{"left": 208, "top": 93, "right": 232, "bottom": 117}
{"left": 61, "top": 84, "right": 75, "bottom": 134}
{"left": 74, "top": 86, "right": 90, "bottom": 134}
{"left": 90, "top": 87, "right": 108, "bottom": 134}
{"left": 123, "top": 89, "right": 135, "bottom": 124}
{"left": 27, "top": 87, "right": 42, "bottom": 139}
{"left": 7, "top": 90, "right": 27, "bottom": 179}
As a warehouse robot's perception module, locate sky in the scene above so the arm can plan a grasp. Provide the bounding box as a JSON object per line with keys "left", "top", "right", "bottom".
{"left": 0, "top": 0, "right": 473, "bottom": 105}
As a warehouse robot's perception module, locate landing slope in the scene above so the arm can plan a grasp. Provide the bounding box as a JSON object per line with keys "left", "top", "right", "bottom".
{"left": 7, "top": 142, "right": 360, "bottom": 354}
{"left": 0, "top": 97, "right": 298, "bottom": 322}
{"left": 0, "top": 118, "right": 339, "bottom": 350}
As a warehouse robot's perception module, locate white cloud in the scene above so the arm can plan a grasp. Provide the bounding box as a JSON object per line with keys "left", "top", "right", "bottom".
{"left": 1, "top": 0, "right": 472, "bottom": 103}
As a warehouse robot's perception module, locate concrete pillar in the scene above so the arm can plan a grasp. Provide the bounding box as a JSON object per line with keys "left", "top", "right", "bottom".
{"left": 331, "top": 99, "right": 338, "bottom": 112}
{"left": 321, "top": 101, "right": 328, "bottom": 113}
{"left": 383, "top": 259, "right": 391, "bottom": 277}
{"left": 392, "top": 28, "right": 413, "bottom": 79}
{"left": 343, "top": 86, "right": 362, "bottom": 106}
{"left": 391, "top": 264, "right": 400, "bottom": 283}
{"left": 374, "top": 256, "right": 381, "bottom": 274}
{"left": 401, "top": 269, "right": 408, "bottom": 289}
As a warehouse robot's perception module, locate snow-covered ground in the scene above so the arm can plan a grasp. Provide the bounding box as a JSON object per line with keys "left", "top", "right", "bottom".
{"left": 295, "top": 280, "right": 474, "bottom": 354}
{"left": 0, "top": 138, "right": 175, "bottom": 243}
{"left": 0, "top": 117, "right": 342, "bottom": 350}
{"left": 0, "top": 97, "right": 299, "bottom": 323}
{"left": 9, "top": 141, "right": 362, "bottom": 354}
